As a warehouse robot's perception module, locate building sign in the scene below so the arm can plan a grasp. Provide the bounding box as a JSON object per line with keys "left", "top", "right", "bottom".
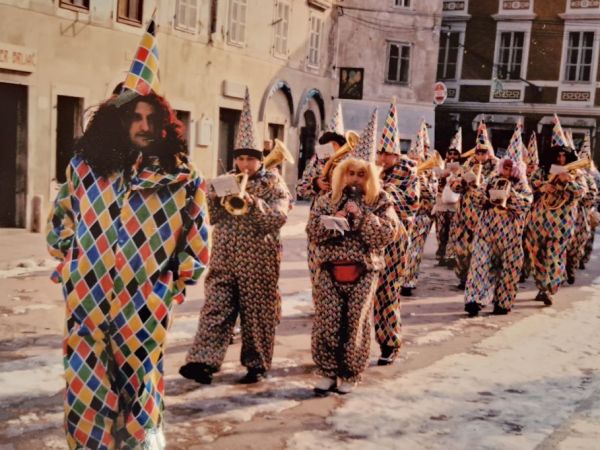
{"left": 433, "top": 82, "right": 448, "bottom": 105}
{"left": 0, "top": 43, "right": 36, "bottom": 73}
{"left": 339, "top": 67, "right": 364, "bottom": 100}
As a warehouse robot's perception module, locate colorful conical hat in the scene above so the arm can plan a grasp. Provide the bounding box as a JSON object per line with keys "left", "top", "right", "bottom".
{"left": 448, "top": 127, "right": 462, "bottom": 154}
{"left": 566, "top": 129, "right": 576, "bottom": 151}
{"left": 353, "top": 109, "right": 378, "bottom": 163}
{"left": 234, "top": 88, "right": 258, "bottom": 151}
{"left": 526, "top": 131, "right": 539, "bottom": 167}
{"left": 551, "top": 114, "right": 569, "bottom": 148}
{"left": 379, "top": 101, "right": 400, "bottom": 155}
{"left": 408, "top": 127, "right": 424, "bottom": 161}
{"left": 114, "top": 17, "right": 161, "bottom": 106}
{"left": 420, "top": 119, "right": 432, "bottom": 157}
{"left": 505, "top": 120, "right": 525, "bottom": 162}
{"left": 579, "top": 132, "right": 592, "bottom": 160}
{"left": 328, "top": 102, "right": 345, "bottom": 136}
{"left": 475, "top": 120, "right": 493, "bottom": 154}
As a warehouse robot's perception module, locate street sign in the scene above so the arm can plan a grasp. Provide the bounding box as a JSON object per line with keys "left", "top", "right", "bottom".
{"left": 433, "top": 82, "right": 447, "bottom": 105}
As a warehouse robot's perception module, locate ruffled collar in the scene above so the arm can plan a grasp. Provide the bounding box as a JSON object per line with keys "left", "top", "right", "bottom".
{"left": 130, "top": 156, "right": 195, "bottom": 190}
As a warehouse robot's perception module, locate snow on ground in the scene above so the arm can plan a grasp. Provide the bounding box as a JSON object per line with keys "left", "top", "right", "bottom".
{"left": 288, "top": 286, "right": 600, "bottom": 450}
{"left": 0, "top": 259, "right": 55, "bottom": 279}
{"left": 281, "top": 290, "right": 313, "bottom": 317}
{"left": 0, "top": 348, "right": 63, "bottom": 400}
{"left": 282, "top": 222, "right": 308, "bottom": 238}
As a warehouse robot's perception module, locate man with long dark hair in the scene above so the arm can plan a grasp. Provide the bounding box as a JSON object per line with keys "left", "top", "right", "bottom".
{"left": 47, "top": 91, "right": 209, "bottom": 449}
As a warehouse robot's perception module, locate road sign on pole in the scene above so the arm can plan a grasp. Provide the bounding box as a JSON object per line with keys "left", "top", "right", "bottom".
{"left": 433, "top": 82, "right": 447, "bottom": 105}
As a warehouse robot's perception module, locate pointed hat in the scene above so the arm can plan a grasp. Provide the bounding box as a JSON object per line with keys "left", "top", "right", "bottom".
{"left": 505, "top": 120, "right": 525, "bottom": 162}
{"left": 379, "top": 101, "right": 401, "bottom": 155}
{"left": 328, "top": 102, "right": 345, "bottom": 136}
{"left": 448, "top": 127, "right": 463, "bottom": 154}
{"left": 234, "top": 88, "right": 262, "bottom": 159}
{"left": 353, "top": 109, "right": 378, "bottom": 163}
{"left": 475, "top": 120, "right": 494, "bottom": 154}
{"left": 526, "top": 131, "right": 539, "bottom": 167}
{"left": 551, "top": 114, "right": 569, "bottom": 149}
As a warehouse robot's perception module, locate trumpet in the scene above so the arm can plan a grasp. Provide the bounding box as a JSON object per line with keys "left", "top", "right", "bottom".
{"left": 221, "top": 172, "right": 250, "bottom": 216}
{"left": 264, "top": 138, "right": 295, "bottom": 170}
{"left": 417, "top": 151, "right": 444, "bottom": 174}
{"left": 488, "top": 177, "right": 511, "bottom": 209}
{"left": 542, "top": 158, "right": 591, "bottom": 210}
{"left": 461, "top": 147, "right": 476, "bottom": 159}
{"left": 321, "top": 130, "right": 360, "bottom": 180}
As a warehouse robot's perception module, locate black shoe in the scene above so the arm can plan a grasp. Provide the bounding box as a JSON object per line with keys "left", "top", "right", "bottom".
{"left": 567, "top": 274, "right": 575, "bottom": 285}
{"left": 400, "top": 286, "right": 413, "bottom": 297}
{"left": 456, "top": 281, "right": 466, "bottom": 290}
{"left": 492, "top": 304, "right": 510, "bottom": 315}
{"left": 579, "top": 261, "right": 586, "bottom": 270}
{"left": 437, "top": 258, "right": 447, "bottom": 267}
{"left": 446, "top": 259, "right": 456, "bottom": 269}
{"left": 377, "top": 345, "right": 399, "bottom": 366}
{"left": 179, "top": 362, "right": 213, "bottom": 385}
{"left": 238, "top": 368, "right": 267, "bottom": 384}
{"left": 519, "top": 273, "right": 527, "bottom": 283}
{"left": 464, "top": 302, "right": 481, "bottom": 317}
{"left": 542, "top": 293, "right": 553, "bottom": 306}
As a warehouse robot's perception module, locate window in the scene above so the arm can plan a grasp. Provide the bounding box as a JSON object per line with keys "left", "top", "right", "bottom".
{"left": 175, "top": 0, "right": 199, "bottom": 33}
{"left": 118, "top": 0, "right": 143, "bottom": 25}
{"left": 437, "top": 31, "right": 460, "bottom": 80}
{"left": 394, "top": 0, "right": 410, "bottom": 7}
{"left": 60, "top": 0, "right": 89, "bottom": 12}
{"left": 565, "top": 31, "right": 594, "bottom": 82}
{"left": 386, "top": 42, "right": 411, "bottom": 84}
{"left": 273, "top": 1, "right": 290, "bottom": 56}
{"left": 228, "top": 0, "right": 247, "bottom": 45}
{"left": 496, "top": 31, "right": 524, "bottom": 80}
{"left": 307, "top": 15, "right": 323, "bottom": 67}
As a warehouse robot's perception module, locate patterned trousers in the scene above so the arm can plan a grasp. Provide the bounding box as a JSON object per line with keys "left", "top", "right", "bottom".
{"left": 312, "top": 268, "right": 379, "bottom": 382}
{"left": 402, "top": 214, "right": 433, "bottom": 289}
{"left": 63, "top": 275, "right": 174, "bottom": 449}
{"left": 374, "top": 236, "right": 408, "bottom": 349}
{"left": 450, "top": 222, "right": 474, "bottom": 285}
{"left": 583, "top": 227, "right": 596, "bottom": 263}
{"left": 526, "top": 236, "right": 567, "bottom": 295}
{"left": 434, "top": 211, "right": 455, "bottom": 261}
{"left": 464, "top": 236, "right": 523, "bottom": 310}
{"left": 185, "top": 267, "right": 280, "bottom": 372}
{"left": 567, "top": 207, "right": 590, "bottom": 278}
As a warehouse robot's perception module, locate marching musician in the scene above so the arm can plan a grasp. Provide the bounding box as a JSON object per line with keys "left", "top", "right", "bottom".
{"left": 180, "top": 89, "right": 289, "bottom": 385}
{"left": 433, "top": 128, "right": 462, "bottom": 267}
{"left": 449, "top": 121, "right": 499, "bottom": 290}
{"left": 525, "top": 116, "right": 586, "bottom": 306}
{"left": 374, "top": 103, "right": 413, "bottom": 366}
{"left": 464, "top": 123, "right": 533, "bottom": 316}
{"left": 308, "top": 117, "right": 400, "bottom": 395}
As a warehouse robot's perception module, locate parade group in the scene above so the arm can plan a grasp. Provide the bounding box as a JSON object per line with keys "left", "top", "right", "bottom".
{"left": 44, "top": 19, "right": 600, "bottom": 450}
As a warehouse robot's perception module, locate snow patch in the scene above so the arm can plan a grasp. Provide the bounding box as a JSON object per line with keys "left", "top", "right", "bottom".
{"left": 0, "top": 349, "right": 63, "bottom": 400}
{"left": 282, "top": 290, "right": 313, "bottom": 318}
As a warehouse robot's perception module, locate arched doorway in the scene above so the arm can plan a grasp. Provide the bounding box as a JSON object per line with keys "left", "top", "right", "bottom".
{"left": 298, "top": 109, "right": 317, "bottom": 180}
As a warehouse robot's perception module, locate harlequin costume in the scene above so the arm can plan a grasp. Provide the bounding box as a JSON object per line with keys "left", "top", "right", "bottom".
{"left": 524, "top": 116, "right": 586, "bottom": 304}
{"left": 464, "top": 122, "right": 533, "bottom": 315}
{"left": 308, "top": 117, "right": 400, "bottom": 392}
{"left": 449, "top": 122, "right": 498, "bottom": 287}
{"left": 182, "top": 89, "right": 289, "bottom": 383}
{"left": 368, "top": 104, "right": 412, "bottom": 364}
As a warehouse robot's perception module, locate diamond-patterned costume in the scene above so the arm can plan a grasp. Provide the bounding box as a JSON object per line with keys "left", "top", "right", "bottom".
{"left": 566, "top": 170, "right": 597, "bottom": 278}
{"left": 47, "top": 155, "right": 209, "bottom": 450}
{"left": 185, "top": 168, "right": 289, "bottom": 373}
{"left": 583, "top": 171, "right": 600, "bottom": 264}
{"left": 525, "top": 172, "right": 586, "bottom": 296}
{"left": 464, "top": 175, "right": 532, "bottom": 311}
{"left": 434, "top": 171, "right": 459, "bottom": 262}
{"left": 402, "top": 172, "right": 438, "bottom": 289}
{"left": 449, "top": 157, "right": 498, "bottom": 285}
{"left": 308, "top": 190, "right": 400, "bottom": 382}
{"left": 373, "top": 159, "right": 415, "bottom": 350}
{"left": 521, "top": 167, "right": 545, "bottom": 280}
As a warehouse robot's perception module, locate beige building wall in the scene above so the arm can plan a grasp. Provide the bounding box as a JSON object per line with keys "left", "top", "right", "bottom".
{"left": 0, "top": 0, "right": 336, "bottom": 229}
{"left": 334, "top": 0, "right": 442, "bottom": 145}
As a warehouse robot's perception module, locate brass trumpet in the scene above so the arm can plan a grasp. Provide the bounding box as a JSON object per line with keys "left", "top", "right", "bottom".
{"left": 321, "top": 130, "right": 360, "bottom": 180}
{"left": 488, "top": 177, "right": 511, "bottom": 209}
{"left": 542, "top": 158, "right": 591, "bottom": 210}
{"left": 221, "top": 172, "right": 250, "bottom": 216}
{"left": 264, "top": 138, "right": 295, "bottom": 170}
{"left": 417, "top": 151, "right": 444, "bottom": 174}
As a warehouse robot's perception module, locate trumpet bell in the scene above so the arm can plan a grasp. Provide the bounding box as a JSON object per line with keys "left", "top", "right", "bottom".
{"left": 321, "top": 130, "right": 360, "bottom": 180}
{"left": 264, "top": 139, "right": 295, "bottom": 170}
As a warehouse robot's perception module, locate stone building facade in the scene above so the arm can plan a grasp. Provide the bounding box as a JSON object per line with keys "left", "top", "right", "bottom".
{"left": 435, "top": 0, "right": 600, "bottom": 164}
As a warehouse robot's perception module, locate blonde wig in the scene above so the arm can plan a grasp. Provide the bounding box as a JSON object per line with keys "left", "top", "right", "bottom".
{"left": 331, "top": 157, "right": 381, "bottom": 206}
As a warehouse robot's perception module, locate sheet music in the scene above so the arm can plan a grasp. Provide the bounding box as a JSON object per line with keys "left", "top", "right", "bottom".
{"left": 210, "top": 174, "right": 241, "bottom": 197}
{"left": 315, "top": 142, "right": 335, "bottom": 160}
{"left": 320, "top": 215, "right": 350, "bottom": 234}
{"left": 549, "top": 164, "right": 566, "bottom": 175}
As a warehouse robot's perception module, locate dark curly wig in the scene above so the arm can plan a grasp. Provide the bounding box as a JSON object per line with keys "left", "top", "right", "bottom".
{"left": 75, "top": 93, "right": 188, "bottom": 178}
